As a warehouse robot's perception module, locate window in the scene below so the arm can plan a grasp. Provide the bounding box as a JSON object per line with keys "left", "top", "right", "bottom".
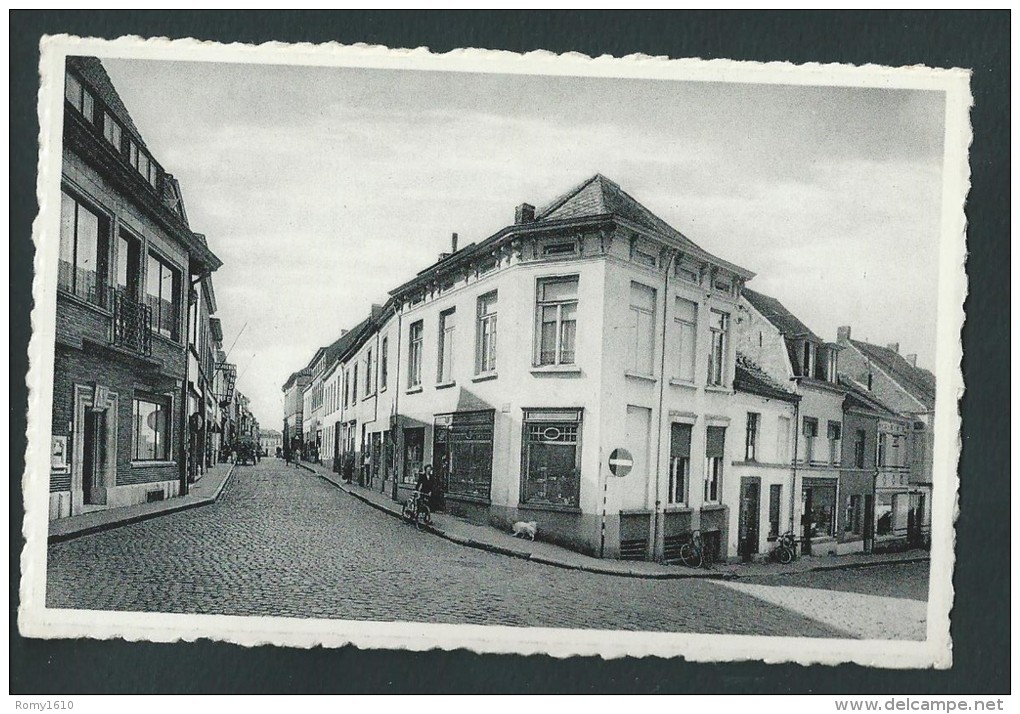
{"left": 631, "top": 244, "right": 657, "bottom": 268}
{"left": 802, "top": 417, "right": 819, "bottom": 463}
{"left": 476, "top": 291, "right": 497, "bottom": 374}
{"left": 128, "top": 141, "right": 139, "bottom": 170}
{"left": 827, "top": 349, "right": 838, "bottom": 383}
{"left": 115, "top": 231, "right": 141, "bottom": 299}
{"left": 628, "top": 282, "right": 656, "bottom": 375}
{"left": 674, "top": 298, "right": 697, "bottom": 382}
{"left": 521, "top": 409, "right": 582, "bottom": 507}
{"left": 777, "top": 416, "right": 791, "bottom": 463}
{"left": 705, "top": 426, "right": 725, "bottom": 503}
{"left": 352, "top": 363, "right": 358, "bottom": 402}
{"left": 854, "top": 429, "right": 867, "bottom": 468}
{"left": 343, "top": 370, "right": 349, "bottom": 408}
{"left": 707, "top": 310, "right": 730, "bottom": 386}
{"left": 891, "top": 434, "right": 904, "bottom": 467}
{"left": 769, "top": 485, "right": 782, "bottom": 538}
{"left": 64, "top": 72, "right": 96, "bottom": 123}
{"left": 677, "top": 263, "right": 700, "bottom": 284}
{"left": 845, "top": 494, "right": 863, "bottom": 535}
{"left": 145, "top": 252, "right": 181, "bottom": 341}
{"left": 133, "top": 396, "right": 170, "bottom": 461}
{"left": 365, "top": 347, "right": 374, "bottom": 395}
{"left": 745, "top": 412, "right": 760, "bottom": 461}
{"left": 408, "top": 320, "right": 423, "bottom": 387}
{"left": 827, "top": 421, "right": 842, "bottom": 465}
{"left": 535, "top": 276, "right": 578, "bottom": 366}
{"left": 713, "top": 275, "right": 733, "bottom": 295}
{"left": 438, "top": 308, "right": 456, "bottom": 383}
{"left": 59, "top": 191, "right": 110, "bottom": 306}
{"left": 543, "top": 241, "right": 577, "bottom": 257}
{"left": 380, "top": 336, "right": 389, "bottom": 390}
{"left": 668, "top": 423, "right": 691, "bottom": 505}
{"left": 103, "top": 112, "right": 122, "bottom": 149}
{"left": 802, "top": 341, "right": 816, "bottom": 378}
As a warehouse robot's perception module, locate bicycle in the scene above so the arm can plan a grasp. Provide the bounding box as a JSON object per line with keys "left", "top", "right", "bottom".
{"left": 679, "top": 530, "right": 705, "bottom": 568}
{"left": 772, "top": 531, "right": 798, "bottom": 564}
{"left": 401, "top": 489, "right": 432, "bottom": 530}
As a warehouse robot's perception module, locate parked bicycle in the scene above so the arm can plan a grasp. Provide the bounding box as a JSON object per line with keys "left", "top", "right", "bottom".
{"left": 679, "top": 530, "right": 706, "bottom": 568}
{"left": 772, "top": 531, "right": 798, "bottom": 564}
{"left": 401, "top": 489, "right": 432, "bottom": 530}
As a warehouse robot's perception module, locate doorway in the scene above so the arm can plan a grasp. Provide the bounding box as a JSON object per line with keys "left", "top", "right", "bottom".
{"left": 738, "top": 477, "right": 761, "bottom": 559}
{"left": 82, "top": 409, "right": 108, "bottom": 505}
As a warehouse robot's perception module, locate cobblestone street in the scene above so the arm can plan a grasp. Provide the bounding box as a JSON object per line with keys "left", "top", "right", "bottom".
{"left": 47, "top": 460, "right": 924, "bottom": 637}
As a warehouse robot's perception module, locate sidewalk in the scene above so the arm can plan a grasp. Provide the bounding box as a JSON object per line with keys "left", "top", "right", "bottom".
{"left": 296, "top": 460, "right": 929, "bottom": 580}
{"left": 48, "top": 462, "right": 236, "bottom": 543}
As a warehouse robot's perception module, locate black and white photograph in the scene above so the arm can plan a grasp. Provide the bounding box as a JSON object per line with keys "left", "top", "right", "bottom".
{"left": 20, "top": 34, "right": 970, "bottom": 668}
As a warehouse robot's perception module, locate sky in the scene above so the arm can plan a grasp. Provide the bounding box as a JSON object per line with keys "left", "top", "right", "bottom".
{"left": 102, "top": 58, "right": 947, "bottom": 428}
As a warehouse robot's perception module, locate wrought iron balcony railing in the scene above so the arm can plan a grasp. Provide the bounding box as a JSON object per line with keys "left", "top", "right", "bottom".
{"left": 110, "top": 287, "right": 153, "bottom": 355}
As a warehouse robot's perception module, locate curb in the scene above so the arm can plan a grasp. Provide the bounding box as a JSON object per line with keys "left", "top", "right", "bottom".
{"left": 48, "top": 463, "right": 237, "bottom": 544}
{"left": 296, "top": 461, "right": 930, "bottom": 581}
{"left": 297, "top": 462, "right": 735, "bottom": 580}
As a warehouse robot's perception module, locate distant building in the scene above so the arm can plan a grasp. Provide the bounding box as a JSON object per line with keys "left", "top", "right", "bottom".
{"left": 837, "top": 327, "right": 935, "bottom": 546}
{"left": 281, "top": 368, "right": 310, "bottom": 458}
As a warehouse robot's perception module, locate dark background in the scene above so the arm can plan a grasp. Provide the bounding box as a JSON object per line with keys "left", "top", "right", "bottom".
{"left": 10, "top": 11, "right": 1009, "bottom": 694}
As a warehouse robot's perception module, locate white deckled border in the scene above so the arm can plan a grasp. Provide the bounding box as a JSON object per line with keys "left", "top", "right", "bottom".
{"left": 20, "top": 33, "right": 972, "bottom": 669}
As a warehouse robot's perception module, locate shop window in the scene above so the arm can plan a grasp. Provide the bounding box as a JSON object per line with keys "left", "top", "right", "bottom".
{"left": 59, "top": 190, "right": 110, "bottom": 307}
{"left": 521, "top": 409, "right": 582, "bottom": 507}
{"left": 668, "top": 423, "right": 691, "bottom": 506}
{"left": 435, "top": 411, "right": 494, "bottom": 501}
{"left": 803, "top": 481, "right": 836, "bottom": 538}
{"left": 628, "top": 282, "right": 656, "bottom": 375}
{"left": 402, "top": 427, "right": 425, "bottom": 485}
{"left": 476, "top": 291, "right": 497, "bottom": 374}
{"left": 437, "top": 308, "right": 456, "bottom": 383}
{"left": 133, "top": 396, "right": 171, "bottom": 461}
{"left": 707, "top": 310, "right": 729, "bottom": 386}
{"left": 535, "top": 276, "right": 578, "bottom": 366}
{"left": 876, "top": 493, "right": 894, "bottom": 536}
{"left": 704, "top": 426, "right": 726, "bottom": 504}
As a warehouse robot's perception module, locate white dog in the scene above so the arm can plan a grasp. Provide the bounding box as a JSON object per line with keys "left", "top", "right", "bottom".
{"left": 512, "top": 520, "right": 537, "bottom": 541}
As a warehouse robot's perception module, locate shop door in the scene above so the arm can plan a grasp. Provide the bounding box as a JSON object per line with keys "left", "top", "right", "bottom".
{"left": 403, "top": 427, "right": 425, "bottom": 488}
{"left": 800, "top": 487, "right": 813, "bottom": 555}
{"left": 864, "top": 495, "right": 875, "bottom": 552}
{"left": 738, "top": 477, "right": 761, "bottom": 559}
{"left": 431, "top": 424, "right": 450, "bottom": 512}
{"left": 82, "top": 409, "right": 108, "bottom": 505}
{"left": 907, "top": 493, "right": 925, "bottom": 547}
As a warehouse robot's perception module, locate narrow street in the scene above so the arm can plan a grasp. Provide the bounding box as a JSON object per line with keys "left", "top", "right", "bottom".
{"left": 47, "top": 460, "right": 925, "bottom": 638}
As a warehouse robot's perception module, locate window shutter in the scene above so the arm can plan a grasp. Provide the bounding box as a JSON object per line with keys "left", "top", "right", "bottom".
{"left": 671, "top": 423, "right": 692, "bottom": 458}
{"left": 706, "top": 426, "right": 726, "bottom": 458}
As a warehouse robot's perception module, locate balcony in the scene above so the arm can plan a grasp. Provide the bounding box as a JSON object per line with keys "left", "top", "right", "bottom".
{"left": 110, "top": 287, "right": 153, "bottom": 355}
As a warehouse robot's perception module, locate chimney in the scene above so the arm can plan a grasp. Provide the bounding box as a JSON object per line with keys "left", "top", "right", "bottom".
{"left": 887, "top": 342, "right": 900, "bottom": 354}
{"left": 515, "top": 202, "right": 536, "bottom": 225}
{"left": 836, "top": 325, "right": 851, "bottom": 343}
{"left": 340, "top": 329, "right": 348, "bottom": 337}
{"left": 371, "top": 303, "right": 384, "bottom": 319}
{"left": 906, "top": 354, "right": 917, "bottom": 367}
{"left": 451, "top": 232, "right": 458, "bottom": 253}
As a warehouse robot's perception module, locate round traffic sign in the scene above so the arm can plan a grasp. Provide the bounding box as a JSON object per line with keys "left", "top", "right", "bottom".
{"left": 608, "top": 448, "right": 633, "bottom": 477}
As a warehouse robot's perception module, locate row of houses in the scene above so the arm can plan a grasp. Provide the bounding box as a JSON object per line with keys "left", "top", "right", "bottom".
{"left": 48, "top": 56, "right": 258, "bottom": 520}
{"left": 282, "top": 173, "right": 936, "bottom": 562}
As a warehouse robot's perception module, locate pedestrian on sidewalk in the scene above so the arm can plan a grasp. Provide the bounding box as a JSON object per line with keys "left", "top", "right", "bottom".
{"left": 415, "top": 464, "right": 435, "bottom": 508}
{"left": 343, "top": 451, "right": 354, "bottom": 484}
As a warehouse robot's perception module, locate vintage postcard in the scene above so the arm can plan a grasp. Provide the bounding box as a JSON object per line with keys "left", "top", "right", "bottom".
{"left": 20, "top": 34, "right": 970, "bottom": 668}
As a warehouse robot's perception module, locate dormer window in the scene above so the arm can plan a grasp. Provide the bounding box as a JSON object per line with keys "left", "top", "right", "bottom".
{"left": 802, "top": 341, "right": 816, "bottom": 378}
{"left": 64, "top": 73, "right": 97, "bottom": 124}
